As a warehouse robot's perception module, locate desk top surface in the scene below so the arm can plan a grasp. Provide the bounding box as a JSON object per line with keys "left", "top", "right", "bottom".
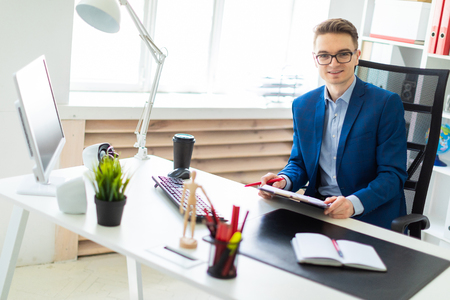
{"left": 1, "top": 156, "right": 449, "bottom": 300}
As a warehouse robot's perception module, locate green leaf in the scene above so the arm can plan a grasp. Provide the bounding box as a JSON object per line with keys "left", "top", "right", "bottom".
{"left": 87, "top": 155, "right": 132, "bottom": 202}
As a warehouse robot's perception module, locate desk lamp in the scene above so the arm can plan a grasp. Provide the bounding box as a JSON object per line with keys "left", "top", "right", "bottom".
{"left": 76, "top": 0, "right": 166, "bottom": 160}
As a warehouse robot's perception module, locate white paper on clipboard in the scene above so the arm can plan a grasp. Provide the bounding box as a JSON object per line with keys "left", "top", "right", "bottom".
{"left": 258, "top": 185, "right": 330, "bottom": 209}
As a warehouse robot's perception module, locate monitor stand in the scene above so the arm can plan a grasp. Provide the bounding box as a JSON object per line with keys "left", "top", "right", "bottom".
{"left": 16, "top": 174, "right": 66, "bottom": 197}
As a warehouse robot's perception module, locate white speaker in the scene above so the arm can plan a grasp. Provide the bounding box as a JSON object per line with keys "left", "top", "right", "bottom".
{"left": 56, "top": 176, "right": 87, "bottom": 214}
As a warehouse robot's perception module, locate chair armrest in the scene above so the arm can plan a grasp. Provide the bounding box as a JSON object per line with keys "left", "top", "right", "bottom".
{"left": 391, "top": 214, "right": 430, "bottom": 234}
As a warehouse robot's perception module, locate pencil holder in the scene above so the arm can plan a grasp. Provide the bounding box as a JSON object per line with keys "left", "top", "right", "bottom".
{"left": 203, "top": 236, "right": 241, "bottom": 279}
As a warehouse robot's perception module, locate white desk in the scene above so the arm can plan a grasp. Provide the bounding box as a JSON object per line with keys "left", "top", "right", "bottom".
{"left": 1, "top": 156, "right": 450, "bottom": 299}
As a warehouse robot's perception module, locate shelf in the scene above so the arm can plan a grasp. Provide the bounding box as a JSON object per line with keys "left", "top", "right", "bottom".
{"left": 433, "top": 161, "right": 450, "bottom": 176}
{"left": 424, "top": 224, "right": 445, "bottom": 239}
{"left": 361, "top": 36, "right": 424, "bottom": 50}
{"left": 423, "top": 224, "right": 450, "bottom": 243}
{"left": 427, "top": 53, "right": 450, "bottom": 62}
{"left": 443, "top": 111, "right": 450, "bottom": 120}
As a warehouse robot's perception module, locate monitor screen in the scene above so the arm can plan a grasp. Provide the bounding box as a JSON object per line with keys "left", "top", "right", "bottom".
{"left": 13, "top": 55, "right": 66, "bottom": 195}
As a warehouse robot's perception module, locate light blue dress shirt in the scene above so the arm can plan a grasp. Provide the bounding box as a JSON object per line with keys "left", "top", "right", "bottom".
{"left": 319, "top": 76, "right": 363, "bottom": 216}
{"left": 282, "top": 75, "right": 364, "bottom": 216}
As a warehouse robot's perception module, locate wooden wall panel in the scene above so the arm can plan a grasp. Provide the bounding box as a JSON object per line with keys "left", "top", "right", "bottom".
{"left": 54, "top": 120, "right": 86, "bottom": 262}
{"left": 85, "top": 129, "right": 293, "bottom": 147}
{"left": 115, "top": 142, "right": 292, "bottom": 161}
{"left": 59, "top": 120, "right": 86, "bottom": 168}
{"left": 83, "top": 119, "right": 293, "bottom": 184}
{"left": 85, "top": 119, "right": 292, "bottom": 133}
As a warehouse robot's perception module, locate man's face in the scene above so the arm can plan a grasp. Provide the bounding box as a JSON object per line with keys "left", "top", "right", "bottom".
{"left": 313, "top": 33, "right": 360, "bottom": 90}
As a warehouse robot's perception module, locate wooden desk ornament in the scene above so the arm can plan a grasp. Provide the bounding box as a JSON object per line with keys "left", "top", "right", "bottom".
{"left": 179, "top": 171, "right": 213, "bottom": 249}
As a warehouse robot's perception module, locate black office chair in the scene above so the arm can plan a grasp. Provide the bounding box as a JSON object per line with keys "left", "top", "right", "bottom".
{"left": 356, "top": 60, "right": 449, "bottom": 239}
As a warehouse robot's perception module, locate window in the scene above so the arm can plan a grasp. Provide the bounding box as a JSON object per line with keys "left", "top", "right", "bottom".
{"left": 154, "top": 0, "right": 213, "bottom": 93}
{"left": 70, "top": 0, "right": 328, "bottom": 97}
{"left": 71, "top": 1, "right": 145, "bottom": 91}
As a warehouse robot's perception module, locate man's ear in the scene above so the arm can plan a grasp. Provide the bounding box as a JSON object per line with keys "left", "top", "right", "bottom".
{"left": 355, "top": 49, "right": 362, "bottom": 65}
{"left": 312, "top": 52, "right": 318, "bottom": 68}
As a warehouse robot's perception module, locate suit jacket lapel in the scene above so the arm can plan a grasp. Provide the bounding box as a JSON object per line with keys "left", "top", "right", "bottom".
{"left": 314, "top": 97, "right": 326, "bottom": 152}
{"left": 336, "top": 77, "right": 366, "bottom": 173}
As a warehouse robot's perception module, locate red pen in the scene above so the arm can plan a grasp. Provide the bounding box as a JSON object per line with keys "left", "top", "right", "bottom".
{"left": 332, "top": 239, "right": 344, "bottom": 258}
{"left": 244, "top": 177, "right": 284, "bottom": 187}
{"left": 239, "top": 210, "right": 249, "bottom": 233}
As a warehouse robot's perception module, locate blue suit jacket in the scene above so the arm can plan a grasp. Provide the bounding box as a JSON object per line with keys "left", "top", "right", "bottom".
{"left": 280, "top": 76, "right": 408, "bottom": 229}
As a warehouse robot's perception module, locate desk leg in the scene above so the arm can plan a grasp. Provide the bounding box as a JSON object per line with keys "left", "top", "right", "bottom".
{"left": 126, "top": 256, "right": 143, "bottom": 300}
{"left": 0, "top": 206, "right": 29, "bottom": 300}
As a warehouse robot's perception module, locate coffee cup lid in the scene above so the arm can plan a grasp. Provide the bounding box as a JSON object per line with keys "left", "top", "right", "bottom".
{"left": 173, "top": 133, "right": 195, "bottom": 143}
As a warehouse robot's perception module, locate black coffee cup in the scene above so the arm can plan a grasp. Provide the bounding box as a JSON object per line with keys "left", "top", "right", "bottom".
{"left": 168, "top": 133, "right": 195, "bottom": 179}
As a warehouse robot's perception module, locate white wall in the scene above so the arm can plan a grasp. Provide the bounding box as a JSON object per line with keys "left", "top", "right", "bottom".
{"left": 328, "top": 0, "right": 365, "bottom": 32}
{"left": 0, "top": 0, "right": 74, "bottom": 266}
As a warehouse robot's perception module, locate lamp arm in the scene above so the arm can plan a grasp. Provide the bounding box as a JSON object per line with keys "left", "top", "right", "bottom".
{"left": 119, "top": 0, "right": 167, "bottom": 160}
{"left": 120, "top": 1, "right": 164, "bottom": 61}
{"left": 134, "top": 57, "right": 165, "bottom": 157}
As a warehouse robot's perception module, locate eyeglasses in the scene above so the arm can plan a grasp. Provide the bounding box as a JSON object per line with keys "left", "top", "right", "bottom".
{"left": 314, "top": 50, "right": 357, "bottom": 65}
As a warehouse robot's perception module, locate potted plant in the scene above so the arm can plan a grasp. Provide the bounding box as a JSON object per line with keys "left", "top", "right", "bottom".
{"left": 88, "top": 155, "right": 132, "bottom": 226}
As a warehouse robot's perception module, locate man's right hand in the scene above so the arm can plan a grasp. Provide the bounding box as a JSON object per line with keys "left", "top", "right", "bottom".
{"left": 257, "top": 172, "right": 286, "bottom": 199}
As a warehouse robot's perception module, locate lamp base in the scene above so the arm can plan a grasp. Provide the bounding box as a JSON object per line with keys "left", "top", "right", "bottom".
{"left": 135, "top": 147, "right": 150, "bottom": 160}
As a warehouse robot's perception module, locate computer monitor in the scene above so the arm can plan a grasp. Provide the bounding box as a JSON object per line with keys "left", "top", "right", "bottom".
{"left": 13, "top": 55, "right": 66, "bottom": 196}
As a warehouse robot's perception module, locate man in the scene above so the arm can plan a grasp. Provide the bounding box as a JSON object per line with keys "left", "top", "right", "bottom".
{"left": 259, "top": 18, "right": 407, "bottom": 229}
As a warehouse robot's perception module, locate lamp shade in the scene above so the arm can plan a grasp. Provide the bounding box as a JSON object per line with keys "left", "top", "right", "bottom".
{"left": 76, "top": 0, "right": 121, "bottom": 33}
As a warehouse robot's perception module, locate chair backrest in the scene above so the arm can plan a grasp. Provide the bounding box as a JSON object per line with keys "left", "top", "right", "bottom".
{"left": 356, "top": 60, "right": 449, "bottom": 221}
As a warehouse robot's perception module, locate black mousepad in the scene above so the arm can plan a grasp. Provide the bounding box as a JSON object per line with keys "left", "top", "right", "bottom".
{"left": 239, "top": 209, "right": 450, "bottom": 300}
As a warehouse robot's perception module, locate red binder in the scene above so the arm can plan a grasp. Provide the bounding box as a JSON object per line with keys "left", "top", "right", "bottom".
{"left": 429, "top": 0, "right": 445, "bottom": 54}
{"left": 436, "top": 0, "right": 450, "bottom": 55}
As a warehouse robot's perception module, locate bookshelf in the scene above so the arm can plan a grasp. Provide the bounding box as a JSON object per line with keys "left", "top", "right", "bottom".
{"left": 357, "top": 0, "right": 450, "bottom": 247}
{"left": 359, "top": 0, "right": 450, "bottom": 108}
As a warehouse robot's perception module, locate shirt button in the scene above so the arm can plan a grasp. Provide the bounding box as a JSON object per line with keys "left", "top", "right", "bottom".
{"left": 335, "top": 113, "right": 338, "bottom": 117}
{"left": 333, "top": 176, "right": 336, "bottom": 179}
{"left": 332, "top": 135, "right": 336, "bottom": 138}
{"left": 333, "top": 156, "right": 336, "bottom": 160}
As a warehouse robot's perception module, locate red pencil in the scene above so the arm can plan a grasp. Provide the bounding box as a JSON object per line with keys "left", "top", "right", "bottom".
{"left": 244, "top": 177, "right": 284, "bottom": 187}
{"left": 231, "top": 205, "right": 240, "bottom": 234}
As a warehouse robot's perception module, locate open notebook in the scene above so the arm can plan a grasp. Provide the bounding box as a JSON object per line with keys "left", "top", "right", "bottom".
{"left": 291, "top": 233, "right": 386, "bottom": 272}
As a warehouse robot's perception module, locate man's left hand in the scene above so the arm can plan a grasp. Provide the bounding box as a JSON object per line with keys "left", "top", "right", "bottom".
{"left": 323, "top": 196, "right": 354, "bottom": 219}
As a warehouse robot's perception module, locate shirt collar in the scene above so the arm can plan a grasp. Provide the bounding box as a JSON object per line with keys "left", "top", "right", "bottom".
{"left": 324, "top": 75, "right": 356, "bottom": 104}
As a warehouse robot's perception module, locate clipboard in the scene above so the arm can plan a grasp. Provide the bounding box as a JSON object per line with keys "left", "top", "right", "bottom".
{"left": 257, "top": 185, "right": 330, "bottom": 209}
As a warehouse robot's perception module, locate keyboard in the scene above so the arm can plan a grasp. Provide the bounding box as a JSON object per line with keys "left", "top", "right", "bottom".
{"left": 152, "top": 175, "right": 225, "bottom": 222}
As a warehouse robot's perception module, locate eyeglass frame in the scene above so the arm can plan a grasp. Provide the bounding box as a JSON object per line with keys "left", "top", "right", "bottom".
{"left": 313, "top": 50, "right": 358, "bottom": 65}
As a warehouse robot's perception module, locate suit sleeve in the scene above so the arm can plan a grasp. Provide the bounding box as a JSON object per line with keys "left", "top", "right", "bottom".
{"left": 278, "top": 105, "right": 310, "bottom": 192}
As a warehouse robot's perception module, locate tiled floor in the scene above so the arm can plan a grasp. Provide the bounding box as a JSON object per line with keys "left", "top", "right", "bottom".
{"left": 8, "top": 253, "right": 221, "bottom": 300}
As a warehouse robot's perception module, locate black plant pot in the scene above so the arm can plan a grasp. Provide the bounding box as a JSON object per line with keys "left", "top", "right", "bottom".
{"left": 95, "top": 196, "right": 127, "bottom": 227}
